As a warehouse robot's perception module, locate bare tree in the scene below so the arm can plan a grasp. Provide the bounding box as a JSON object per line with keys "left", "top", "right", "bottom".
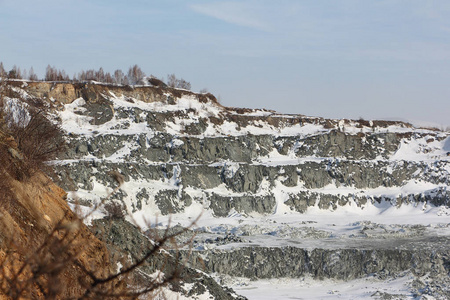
{"left": 77, "top": 70, "right": 86, "bottom": 81}
{"left": 113, "top": 69, "right": 125, "bottom": 85}
{"left": 96, "top": 67, "right": 105, "bottom": 82}
{"left": 28, "top": 67, "right": 39, "bottom": 81}
{"left": 167, "top": 74, "right": 191, "bottom": 90}
{"left": 86, "top": 69, "right": 96, "bottom": 81}
{"left": 8, "top": 65, "right": 22, "bottom": 79}
{"left": 167, "top": 74, "right": 177, "bottom": 88}
{"left": 57, "top": 70, "right": 69, "bottom": 81}
{"left": 122, "top": 75, "right": 130, "bottom": 86}
{"left": 177, "top": 78, "right": 191, "bottom": 90}
{"left": 127, "top": 64, "right": 145, "bottom": 85}
{"left": 22, "top": 69, "right": 28, "bottom": 80}
{"left": 45, "top": 65, "right": 57, "bottom": 81}
{"left": 0, "top": 62, "right": 5, "bottom": 78}
{"left": 104, "top": 71, "right": 113, "bottom": 84}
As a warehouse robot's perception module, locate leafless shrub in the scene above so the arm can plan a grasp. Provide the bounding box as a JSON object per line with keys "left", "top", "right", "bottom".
{"left": 103, "top": 201, "right": 126, "bottom": 219}
{"left": 6, "top": 109, "right": 65, "bottom": 176}
{"left": 356, "top": 117, "right": 371, "bottom": 129}
{"left": 0, "top": 214, "right": 83, "bottom": 299}
{"left": 0, "top": 79, "right": 65, "bottom": 178}
{"left": 0, "top": 143, "right": 16, "bottom": 204}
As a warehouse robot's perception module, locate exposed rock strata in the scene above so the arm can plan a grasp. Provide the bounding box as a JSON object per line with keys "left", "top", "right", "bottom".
{"left": 32, "top": 81, "right": 448, "bottom": 216}
{"left": 91, "top": 218, "right": 246, "bottom": 300}
{"left": 4, "top": 81, "right": 450, "bottom": 299}
{"left": 183, "top": 244, "right": 449, "bottom": 279}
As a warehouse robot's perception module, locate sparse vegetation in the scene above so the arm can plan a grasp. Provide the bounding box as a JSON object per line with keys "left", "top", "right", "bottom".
{"left": 323, "top": 120, "right": 335, "bottom": 129}
{"left": 45, "top": 65, "right": 70, "bottom": 81}
{"left": 103, "top": 201, "right": 126, "bottom": 219}
{"left": 0, "top": 79, "right": 65, "bottom": 178}
{"left": 7, "top": 109, "right": 65, "bottom": 175}
{"left": 356, "top": 117, "right": 371, "bottom": 128}
{"left": 167, "top": 74, "right": 191, "bottom": 90}
{"left": 0, "top": 62, "right": 198, "bottom": 92}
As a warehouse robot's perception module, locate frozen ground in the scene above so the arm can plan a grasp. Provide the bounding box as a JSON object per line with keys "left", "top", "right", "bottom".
{"left": 133, "top": 201, "right": 450, "bottom": 243}
{"left": 227, "top": 274, "right": 417, "bottom": 300}
{"left": 132, "top": 203, "right": 449, "bottom": 299}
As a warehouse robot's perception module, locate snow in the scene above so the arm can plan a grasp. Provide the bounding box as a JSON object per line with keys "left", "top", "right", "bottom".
{"left": 2, "top": 97, "right": 31, "bottom": 127}
{"left": 390, "top": 136, "right": 450, "bottom": 162}
{"left": 106, "top": 142, "right": 136, "bottom": 161}
{"left": 222, "top": 161, "right": 241, "bottom": 179}
{"left": 58, "top": 98, "right": 95, "bottom": 134}
{"left": 444, "top": 136, "right": 450, "bottom": 152}
{"left": 128, "top": 198, "right": 450, "bottom": 248}
{"left": 68, "top": 202, "right": 106, "bottom": 226}
{"left": 256, "top": 151, "right": 327, "bottom": 165}
{"left": 272, "top": 181, "right": 297, "bottom": 215}
{"left": 229, "top": 274, "right": 416, "bottom": 300}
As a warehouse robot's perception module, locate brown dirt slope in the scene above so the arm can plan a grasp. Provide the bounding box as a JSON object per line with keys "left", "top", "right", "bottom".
{"left": 0, "top": 131, "right": 123, "bottom": 299}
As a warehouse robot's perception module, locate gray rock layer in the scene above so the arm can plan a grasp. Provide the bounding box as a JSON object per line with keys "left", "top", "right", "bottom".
{"left": 182, "top": 246, "right": 449, "bottom": 280}
{"left": 91, "top": 218, "right": 246, "bottom": 300}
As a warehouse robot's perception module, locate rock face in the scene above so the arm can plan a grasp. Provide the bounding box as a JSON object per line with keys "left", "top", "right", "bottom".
{"left": 6, "top": 81, "right": 450, "bottom": 299}
{"left": 37, "top": 81, "right": 449, "bottom": 216}
{"left": 91, "top": 218, "right": 246, "bottom": 300}
{"left": 179, "top": 242, "right": 450, "bottom": 298}
{"left": 181, "top": 242, "right": 450, "bottom": 280}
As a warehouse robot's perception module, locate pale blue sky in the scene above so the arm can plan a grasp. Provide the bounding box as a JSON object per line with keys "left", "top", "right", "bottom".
{"left": 1, "top": 0, "right": 449, "bottom": 127}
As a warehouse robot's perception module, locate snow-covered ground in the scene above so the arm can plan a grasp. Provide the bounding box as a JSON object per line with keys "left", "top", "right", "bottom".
{"left": 228, "top": 274, "right": 417, "bottom": 300}
{"left": 131, "top": 199, "right": 450, "bottom": 246}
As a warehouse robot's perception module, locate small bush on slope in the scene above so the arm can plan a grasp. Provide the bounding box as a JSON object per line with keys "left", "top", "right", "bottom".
{"left": 0, "top": 79, "right": 65, "bottom": 178}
